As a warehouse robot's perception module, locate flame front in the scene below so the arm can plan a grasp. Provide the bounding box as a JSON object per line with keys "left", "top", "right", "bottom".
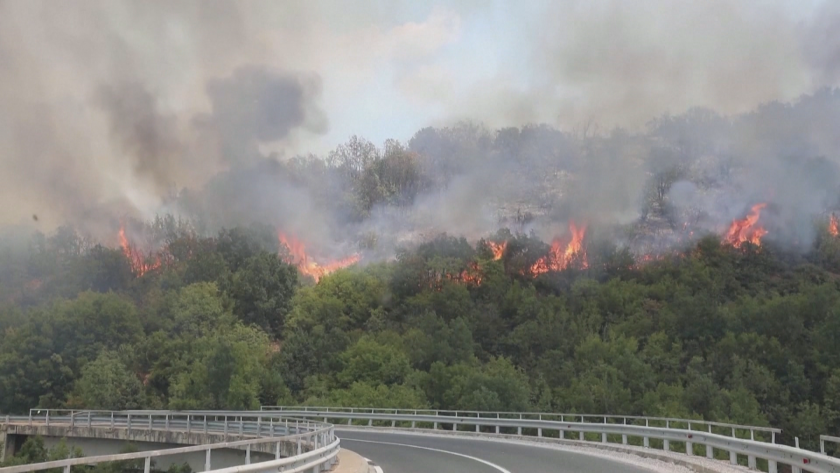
{"left": 530, "top": 221, "right": 588, "bottom": 275}
{"left": 486, "top": 241, "right": 507, "bottom": 260}
{"left": 830, "top": 214, "right": 839, "bottom": 237}
{"left": 723, "top": 204, "right": 768, "bottom": 248}
{"left": 278, "top": 232, "right": 359, "bottom": 282}
{"left": 119, "top": 226, "right": 160, "bottom": 276}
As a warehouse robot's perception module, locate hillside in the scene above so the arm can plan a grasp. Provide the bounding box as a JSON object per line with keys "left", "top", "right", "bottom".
{"left": 2, "top": 222, "right": 840, "bottom": 455}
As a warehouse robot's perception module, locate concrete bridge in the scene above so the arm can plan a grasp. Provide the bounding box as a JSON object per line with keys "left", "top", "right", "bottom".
{"left": 5, "top": 408, "right": 840, "bottom": 473}
{"left": 1, "top": 411, "right": 343, "bottom": 473}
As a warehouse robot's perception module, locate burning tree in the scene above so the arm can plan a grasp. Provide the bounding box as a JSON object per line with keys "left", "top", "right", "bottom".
{"left": 723, "top": 204, "right": 768, "bottom": 248}
{"left": 278, "top": 232, "right": 360, "bottom": 282}
{"left": 530, "top": 221, "right": 588, "bottom": 275}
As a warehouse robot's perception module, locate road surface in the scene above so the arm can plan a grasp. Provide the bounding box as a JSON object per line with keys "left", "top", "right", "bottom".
{"left": 337, "top": 429, "right": 662, "bottom": 473}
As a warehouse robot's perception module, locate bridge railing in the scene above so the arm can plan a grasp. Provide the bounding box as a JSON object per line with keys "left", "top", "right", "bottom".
{"left": 1, "top": 410, "right": 339, "bottom": 473}
{"left": 22, "top": 409, "right": 323, "bottom": 438}
{"left": 260, "top": 406, "right": 840, "bottom": 473}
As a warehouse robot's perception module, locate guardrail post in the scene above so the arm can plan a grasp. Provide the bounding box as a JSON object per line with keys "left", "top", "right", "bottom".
{"left": 205, "top": 448, "right": 211, "bottom": 471}
{"left": 70, "top": 411, "right": 75, "bottom": 428}
{"left": 495, "top": 425, "right": 500, "bottom": 434}
{"left": 433, "top": 422, "right": 437, "bottom": 430}
{"left": 245, "top": 444, "right": 250, "bottom": 465}
{"left": 46, "top": 410, "right": 50, "bottom": 426}
{"left": 275, "top": 441, "right": 281, "bottom": 459}
{"left": 748, "top": 455, "right": 756, "bottom": 469}
{"left": 729, "top": 449, "right": 737, "bottom": 465}
{"left": 63, "top": 466, "right": 69, "bottom": 473}
{"left": 579, "top": 431, "right": 584, "bottom": 441}
{"left": 127, "top": 413, "right": 132, "bottom": 431}
{"left": 686, "top": 440, "right": 692, "bottom": 455}
{"left": 28, "top": 411, "right": 32, "bottom": 426}
{"left": 187, "top": 415, "right": 191, "bottom": 433}
{"left": 165, "top": 414, "right": 169, "bottom": 430}
{"left": 297, "top": 435, "right": 302, "bottom": 455}
{"left": 663, "top": 439, "right": 669, "bottom": 451}
{"left": 111, "top": 412, "right": 115, "bottom": 429}
{"left": 148, "top": 414, "right": 152, "bottom": 430}
{"left": 517, "top": 426, "right": 522, "bottom": 436}
{"left": 144, "top": 456, "right": 151, "bottom": 473}
{"left": 705, "top": 424, "right": 712, "bottom": 458}
{"left": 768, "top": 460, "right": 778, "bottom": 473}
{"left": 560, "top": 428, "right": 564, "bottom": 440}
{"left": 239, "top": 417, "right": 243, "bottom": 435}
{"left": 204, "top": 415, "right": 208, "bottom": 434}
{"left": 87, "top": 411, "right": 92, "bottom": 428}
{"left": 538, "top": 428, "right": 542, "bottom": 437}
{"left": 790, "top": 438, "right": 803, "bottom": 473}
{"left": 821, "top": 438, "right": 826, "bottom": 454}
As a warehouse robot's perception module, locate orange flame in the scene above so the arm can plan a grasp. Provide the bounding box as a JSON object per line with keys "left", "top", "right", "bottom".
{"left": 456, "top": 262, "right": 483, "bottom": 285}
{"left": 278, "top": 232, "right": 359, "bottom": 282}
{"left": 530, "top": 222, "right": 588, "bottom": 275}
{"left": 723, "top": 204, "right": 768, "bottom": 248}
{"left": 486, "top": 241, "right": 507, "bottom": 260}
{"left": 830, "top": 214, "right": 839, "bottom": 237}
{"left": 119, "top": 226, "right": 160, "bottom": 276}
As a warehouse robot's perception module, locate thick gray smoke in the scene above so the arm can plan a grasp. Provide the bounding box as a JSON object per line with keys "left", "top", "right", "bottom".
{"left": 0, "top": 0, "right": 328, "bottom": 236}
{"left": 95, "top": 82, "right": 184, "bottom": 195}
{"left": 1, "top": 0, "right": 839, "bottom": 258}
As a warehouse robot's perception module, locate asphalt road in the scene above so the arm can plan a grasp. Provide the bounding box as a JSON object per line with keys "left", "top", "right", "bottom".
{"left": 336, "top": 429, "right": 659, "bottom": 473}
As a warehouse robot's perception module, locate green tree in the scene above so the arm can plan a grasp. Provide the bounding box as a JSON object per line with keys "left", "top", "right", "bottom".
{"left": 71, "top": 350, "right": 143, "bottom": 410}
{"left": 337, "top": 336, "right": 411, "bottom": 387}
{"left": 225, "top": 252, "right": 298, "bottom": 337}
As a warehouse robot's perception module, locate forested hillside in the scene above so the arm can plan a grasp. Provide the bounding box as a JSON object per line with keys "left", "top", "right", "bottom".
{"left": 2, "top": 219, "right": 840, "bottom": 452}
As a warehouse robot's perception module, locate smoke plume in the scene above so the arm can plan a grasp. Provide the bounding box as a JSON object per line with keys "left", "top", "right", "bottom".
{"left": 1, "top": 0, "right": 840, "bottom": 259}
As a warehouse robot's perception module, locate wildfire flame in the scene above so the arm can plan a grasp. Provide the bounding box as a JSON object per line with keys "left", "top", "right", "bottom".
{"left": 278, "top": 232, "right": 360, "bottom": 282}
{"left": 723, "top": 203, "right": 768, "bottom": 248}
{"left": 530, "top": 221, "right": 588, "bottom": 275}
{"left": 119, "top": 226, "right": 160, "bottom": 276}
{"left": 486, "top": 241, "right": 507, "bottom": 260}
{"left": 830, "top": 214, "right": 839, "bottom": 237}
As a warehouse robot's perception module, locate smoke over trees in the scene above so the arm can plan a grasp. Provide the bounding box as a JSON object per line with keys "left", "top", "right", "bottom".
{"left": 4, "top": 0, "right": 840, "bottom": 460}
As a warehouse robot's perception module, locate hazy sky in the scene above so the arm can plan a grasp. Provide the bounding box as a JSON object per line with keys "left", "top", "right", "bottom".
{"left": 311, "top": 0, "right": 833, "bottom": 154}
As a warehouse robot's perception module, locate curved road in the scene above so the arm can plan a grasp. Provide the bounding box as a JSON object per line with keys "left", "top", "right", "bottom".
{"left": 337, "top": 429, "right": 659, "bottom": 473}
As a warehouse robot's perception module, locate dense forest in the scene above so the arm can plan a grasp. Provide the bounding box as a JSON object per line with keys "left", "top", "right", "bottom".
{"left": 2, "top": 216, "right": 840, "bottom": 454}
{"left": 3, "top": 91, "right": 840, "bottom": 460}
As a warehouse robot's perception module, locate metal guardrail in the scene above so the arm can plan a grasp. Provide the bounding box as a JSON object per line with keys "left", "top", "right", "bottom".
{"left": 261, "top": 406, "right": 840, "bottom": 473}
{"left": 1, "top": 410, "right": 339, "bottom": 473}
{"left": 261, "top": 405, "right": 781, "bottom": 439}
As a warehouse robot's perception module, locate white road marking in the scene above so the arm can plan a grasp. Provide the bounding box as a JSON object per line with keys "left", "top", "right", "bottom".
{"left": 362, "top": 456, "right": 384, "bottom": 473}
{"left": 344, "top": 438, "right": 511, "bottom": 473}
